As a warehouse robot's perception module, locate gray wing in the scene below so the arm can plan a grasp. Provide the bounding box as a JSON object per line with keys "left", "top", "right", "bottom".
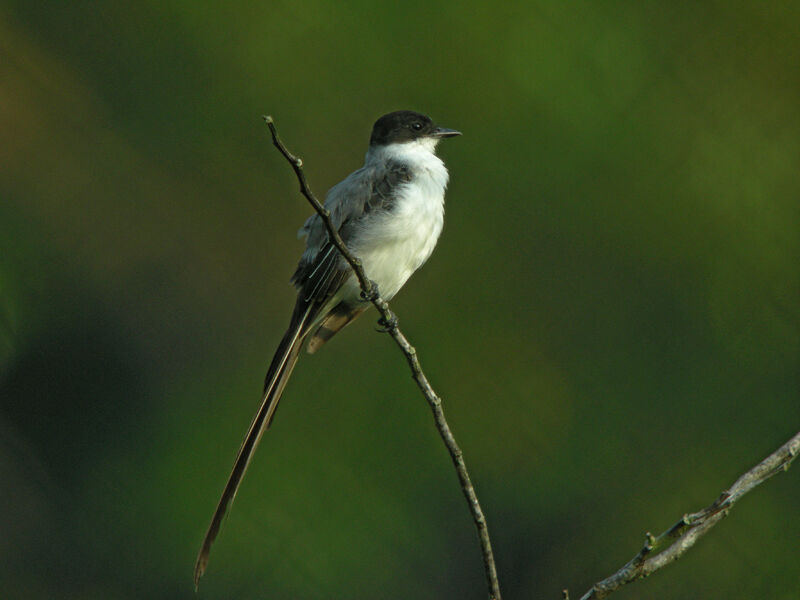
{"left": 291, "top": 160, "right": 412, "bottom": 304}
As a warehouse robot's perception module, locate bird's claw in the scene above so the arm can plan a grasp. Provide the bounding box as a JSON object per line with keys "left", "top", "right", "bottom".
{"left": 361, "top": 280, "right": 380, "bottom": 302}
{"left": 376, "top": 313, "right": 398, "bottom": 332}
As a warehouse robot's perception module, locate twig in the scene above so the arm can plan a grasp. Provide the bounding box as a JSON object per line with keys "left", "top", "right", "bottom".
{"left": 568, "top": 430, "right": 800, "bottom": 600}
{"left": 263, "top": 116, "right": 502, "bottom": 600}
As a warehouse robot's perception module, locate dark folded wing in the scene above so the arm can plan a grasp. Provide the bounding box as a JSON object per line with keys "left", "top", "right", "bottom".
{"left": 291, "top": 160, "right": 412, "bottom": 304}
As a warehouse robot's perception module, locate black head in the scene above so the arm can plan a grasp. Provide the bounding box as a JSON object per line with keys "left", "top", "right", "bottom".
{"left": 369, "top": 110, "right": 461, "bottom": 146}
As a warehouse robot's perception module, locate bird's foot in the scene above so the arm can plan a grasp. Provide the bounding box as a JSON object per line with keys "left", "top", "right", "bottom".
{"left": 361, "top": 280, "right": 380, "bottom": 302}
{"left": 376, "top": 312, "right": 398, "bottom": 332}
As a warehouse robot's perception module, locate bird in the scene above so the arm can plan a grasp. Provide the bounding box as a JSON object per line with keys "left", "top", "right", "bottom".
{"left": 194, "top": 110, "right": 461, "bottom": 585}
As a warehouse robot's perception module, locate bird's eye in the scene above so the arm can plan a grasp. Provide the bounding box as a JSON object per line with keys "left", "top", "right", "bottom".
{"left": 411, "top": 122, "right": 423, "bottom": 131}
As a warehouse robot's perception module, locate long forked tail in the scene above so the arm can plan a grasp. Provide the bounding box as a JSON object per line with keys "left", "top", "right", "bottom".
{"left": 194, "top": 305, "right": 312, "bottom": 587}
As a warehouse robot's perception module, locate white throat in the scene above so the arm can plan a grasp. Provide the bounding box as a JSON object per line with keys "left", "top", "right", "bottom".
{"left": 367, "top": 138, "right": 446, "bottom": 177}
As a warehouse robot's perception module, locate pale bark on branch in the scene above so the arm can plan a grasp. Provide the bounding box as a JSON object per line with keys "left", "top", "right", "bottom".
{"left": 565, "top": 430, "right": 800, "bottom": 600}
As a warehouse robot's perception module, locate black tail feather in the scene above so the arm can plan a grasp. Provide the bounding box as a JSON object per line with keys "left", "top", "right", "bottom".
{"left": 193, "top": 304, "right": 312, "bottom": 587}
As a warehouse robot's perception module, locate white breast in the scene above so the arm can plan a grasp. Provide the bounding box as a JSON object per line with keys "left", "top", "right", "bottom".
{"left": 346, "top": 140, "right": 449, "bottom": 301}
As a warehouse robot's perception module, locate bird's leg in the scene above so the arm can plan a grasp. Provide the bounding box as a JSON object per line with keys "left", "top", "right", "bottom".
{"left": 376, "top": 310, "right": 399, "bottom": 332}
{"left": 360, "top": 279, "right": 381, "bottom": 302}
{"left": 357, "top": 280, "right": 398, "bottom": 331}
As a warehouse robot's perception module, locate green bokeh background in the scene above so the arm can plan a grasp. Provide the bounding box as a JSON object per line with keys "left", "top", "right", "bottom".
{"left": 2, "top": 2, "right": 798, "bottom": 599}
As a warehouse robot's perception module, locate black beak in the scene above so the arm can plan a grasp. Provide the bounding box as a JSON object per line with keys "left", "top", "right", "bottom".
{"left": 432, "top": 126, "right": 462, "bottom": 138}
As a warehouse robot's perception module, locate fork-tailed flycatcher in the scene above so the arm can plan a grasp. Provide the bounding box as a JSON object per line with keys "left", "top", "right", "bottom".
{"left": 194, "top": 110, "right": 460, "bottom": 584}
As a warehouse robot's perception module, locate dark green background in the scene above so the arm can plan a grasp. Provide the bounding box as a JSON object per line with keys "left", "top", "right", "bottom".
{"left": 2, "top": 2, "right": 798, "bottom": 599}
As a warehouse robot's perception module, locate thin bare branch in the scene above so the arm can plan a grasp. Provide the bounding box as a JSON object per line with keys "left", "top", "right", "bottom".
{"left": 263, "top": 116, "right": 502, "bottom": 600}
{"left": 569, "top": 430, "right": 800, "bottom": 600}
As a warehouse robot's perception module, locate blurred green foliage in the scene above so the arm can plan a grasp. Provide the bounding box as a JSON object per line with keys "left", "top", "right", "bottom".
{"left": 1, "top": 2, "right": 798, "bottom": 599}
